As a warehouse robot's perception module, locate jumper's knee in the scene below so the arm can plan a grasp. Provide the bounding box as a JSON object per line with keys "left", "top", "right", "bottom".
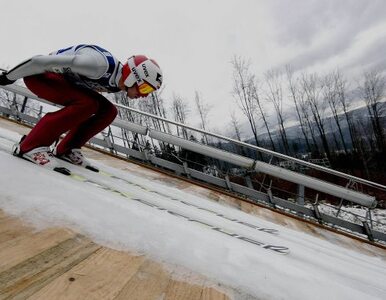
{"left": 105, "top": 102, "right": 118, "bottom": 122}
{"left": 98, "top": 99, "right": 118, "bottom": 124}
{"left": 70, "top": 97, "right": 99, "bottom": 120}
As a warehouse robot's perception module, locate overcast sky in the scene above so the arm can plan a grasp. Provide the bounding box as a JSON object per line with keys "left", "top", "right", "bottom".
{"left": 1, "top": 0, "right": 386, "bottom": 134}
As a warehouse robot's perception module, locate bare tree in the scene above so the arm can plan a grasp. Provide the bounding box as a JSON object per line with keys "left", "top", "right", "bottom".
{"left": 146, "top": 88, "right": 170, "bottom": 132}
{"left": 229, "top": 111, "right": 247, "bottom": 156}
{"left": 286, "top": 65, "right": 314, "bottom": 154}
{"left": 231, "top": 55, "right": 275, "bottom": 155}
{"left": 322, "top": 71, "right": 348, "bottom": 154}
{"left": 231, "top": 56, "right": 260, "bottom": 148}
{"left": 194, "top": 91, "right": 211, "bottom": 144}
{"left": 112, "top": 92, "right": 149, "bottom": 150}
{"left": 171, "top": 94, "right": 189, "bottom": 139}
{"left": 230, "top": 111, "right": 242, "bottom": 141}
{"left": 264, "top": 68, "right": 290, "bottom": 154}
{"left": 146, "top": 91, "right": 172, "bottom": 150}
{"left": 358, "top": 69, "right": 386, "bottom": 153}
{"left": 252, "top": 83, "right": 276, "bottom": 152}
{"left": 354, "top": 117, "right": 372, "bottom": 178}
{"left": 334, "top": 71, "right": 358, "bottom": 152}
{"left": 300, "top": 90, "right": 320, "bottom": 155}
{"left": 112, "top": 89, "right": 172, "bottom": 153}
{"left": 301, "top": 72, "right": 331, "bottom": 160}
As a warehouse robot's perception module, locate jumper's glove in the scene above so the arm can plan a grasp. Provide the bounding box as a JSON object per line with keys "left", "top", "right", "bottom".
{"left": 0, "top": 72, "right": 15, "bottom": 86}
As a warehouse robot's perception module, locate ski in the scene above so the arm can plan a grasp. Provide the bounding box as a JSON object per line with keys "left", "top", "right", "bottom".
{"left": 57, "top": 157, "right": 99, "bottom": 173}
{"left": 55, "top": 154, "right": 100, "bottom": 173}
{"left": 10, "top": 135, "right": 71, "bottom": 176}
{"left": 12, "top": 149, "right": 71, "bottom": 176}
{"left": 10, "top": 153, "right": 72, "bottom": 176}
{"left": 85, "top": 165, "right": 99, "bottom": 172}
{"left": 53, "top": 166, "right": 72, "bottom": 175}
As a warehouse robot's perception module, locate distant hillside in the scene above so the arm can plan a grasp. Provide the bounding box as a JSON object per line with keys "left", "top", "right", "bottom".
{"left": 214, "top": 103, "right": 385, "bottom": 157}
{"left": 241, "top": 103, "right": 386, "bottom": 154}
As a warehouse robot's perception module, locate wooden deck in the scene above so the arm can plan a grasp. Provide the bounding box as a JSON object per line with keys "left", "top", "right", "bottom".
{"left": 0, "top": 210, "right": 229, "bottom": 300}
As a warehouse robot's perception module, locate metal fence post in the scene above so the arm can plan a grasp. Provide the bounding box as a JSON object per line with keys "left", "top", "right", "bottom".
{"left": 182, "top": 162, "right": 191, "bottom": 179}
{"left": 244, "top": 175, "right": 254, "bottom": 189}
{"left": 313, "top": 194, "right": 323, "bottom": 224}
{"left": 225, "top": 175, "right": 233, "bottom": 192}
{"left": 362, "top": 221, "right": 374, "bottom": 242}
{"left": 297, "top": 184, "right": 305, "bottom": 206}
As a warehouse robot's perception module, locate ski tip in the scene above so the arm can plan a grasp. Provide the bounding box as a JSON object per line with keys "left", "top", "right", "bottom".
{"left": 53, "top": 167, "right": 71, "bottom": 176}
{"left": 86, "top": 165, "right": 99, "bottom": 172}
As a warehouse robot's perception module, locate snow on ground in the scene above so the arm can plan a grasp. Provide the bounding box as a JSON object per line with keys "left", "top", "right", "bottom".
{"left": 317, "top": 204, "right": 386, "bottom": 233}
{"left": 0, "top": 127, "right": 386, "bottom": 300}
{"left": 301, "top": 202, "right": 386, "bottom": 235}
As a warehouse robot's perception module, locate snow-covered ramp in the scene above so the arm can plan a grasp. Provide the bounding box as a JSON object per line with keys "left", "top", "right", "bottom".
{"left": 0, "top": 120, "right": 385, "bottom": 300}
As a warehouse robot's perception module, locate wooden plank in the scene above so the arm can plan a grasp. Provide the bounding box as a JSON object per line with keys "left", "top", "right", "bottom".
{"left": 200, "top": 285, "right": 229, "bottom": 300}
{"left": 0, "top": 218, "right": 31, "bottom": 245}
{"left": 0, "top": 210, "right": 9, "bottom": 220}
{"left": 0, "top": 228, "right": 74, "bottom": 273}
{"left": 164, "top": 273, "right": 205, "bottom": 300}
{"left": 28, "top": 248, "right": 146, "bottom": 300}
{"left": 116, "top": 260, "right": 230, "bottom": 300}
{"left": 0, "top": 215, "right": 19, "bottom": 228}
{"left": 0, "top": 212, "right": 25, "bottom": 231}
{"left": 0, "top": 235, "right": 100, "bottom": 300}
{"left": 114, "top": 259, "right": 171, "bottom": 300}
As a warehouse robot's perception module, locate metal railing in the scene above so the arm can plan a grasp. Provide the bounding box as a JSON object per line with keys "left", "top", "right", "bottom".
{"left": 3, "top": 83, "right": 386, "bottom": 191}
{"left": 1, "top": 83, "right": 386, "bottom": 243}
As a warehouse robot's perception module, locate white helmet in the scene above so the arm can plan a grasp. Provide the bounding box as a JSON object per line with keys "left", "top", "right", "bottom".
{"left": 122, "top": 55, "right": 163, "bottom": 95}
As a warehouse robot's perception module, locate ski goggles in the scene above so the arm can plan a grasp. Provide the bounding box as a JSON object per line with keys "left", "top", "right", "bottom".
{"left": 137, "top": 82, "right": 155, "bottom": 95}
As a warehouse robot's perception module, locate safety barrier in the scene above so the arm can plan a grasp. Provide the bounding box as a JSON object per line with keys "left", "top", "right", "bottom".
{"left": 1, "top": 83, "right": 386, "bottom": 243}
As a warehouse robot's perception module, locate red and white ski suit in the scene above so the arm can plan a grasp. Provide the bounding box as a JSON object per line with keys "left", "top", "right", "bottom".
{"left": 5, "top": 44, "right": 120, "bottom": 155}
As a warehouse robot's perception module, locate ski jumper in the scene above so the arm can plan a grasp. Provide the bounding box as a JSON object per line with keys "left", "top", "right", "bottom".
{"left": 5, "top": 44, "right": 120, "bottom": 155}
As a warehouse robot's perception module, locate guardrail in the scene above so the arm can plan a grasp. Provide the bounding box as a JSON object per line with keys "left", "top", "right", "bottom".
{"left": 1, "top": 83, "right": 386, "bottom": 243}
